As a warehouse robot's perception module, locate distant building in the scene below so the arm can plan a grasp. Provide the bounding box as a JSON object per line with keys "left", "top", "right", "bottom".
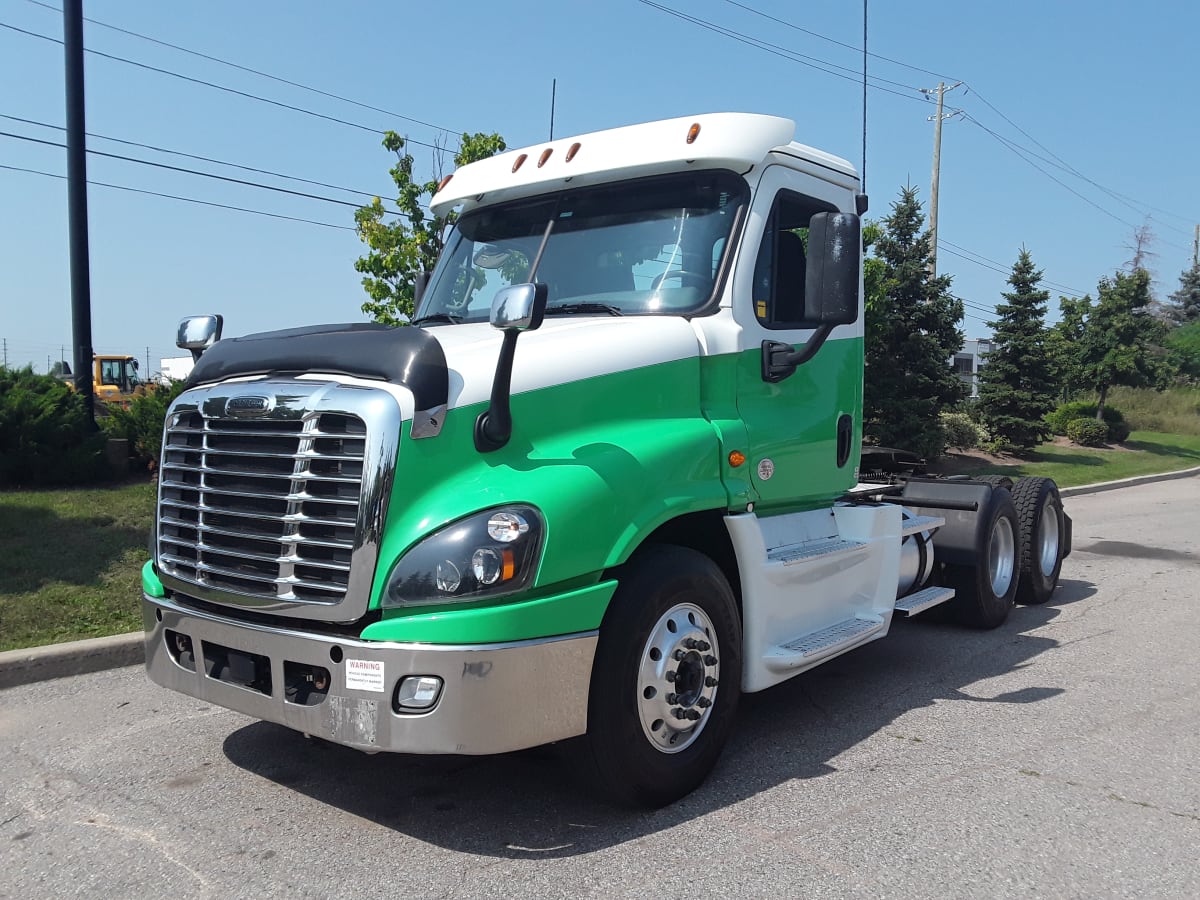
{"left": 951, "top": 338, "right": 992, "bottom": 399}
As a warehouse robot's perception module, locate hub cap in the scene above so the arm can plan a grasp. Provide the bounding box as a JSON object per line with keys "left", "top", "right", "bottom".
{"left": 1038, "top": 497, "right": 1061, "bottom": 577}
{"left": 989, "top": 515, "right": 1016, "bottom": 597}
{"left": 637, "top": 602, "right": 720, "bottom": 753}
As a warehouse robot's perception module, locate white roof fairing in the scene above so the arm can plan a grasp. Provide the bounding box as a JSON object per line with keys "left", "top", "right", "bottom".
{"left": 429, "top": 113, "right": 857, "bottom": 216}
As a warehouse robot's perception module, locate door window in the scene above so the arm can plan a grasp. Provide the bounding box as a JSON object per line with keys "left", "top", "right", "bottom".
{"left": 752, "top": 190, "right": 837, "bottom": 329}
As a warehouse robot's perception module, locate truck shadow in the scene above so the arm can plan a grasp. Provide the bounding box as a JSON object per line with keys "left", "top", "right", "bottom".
{"left": 222, "top": 577, "right": 1096, "bottom": 859}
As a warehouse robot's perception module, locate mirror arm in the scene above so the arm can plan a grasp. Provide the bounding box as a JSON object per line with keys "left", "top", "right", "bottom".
{"left": 474, "top": 330, "right": 520, "bottom": 452}
{"left": 760, "top": 325, "right": 834, "bottom": 383}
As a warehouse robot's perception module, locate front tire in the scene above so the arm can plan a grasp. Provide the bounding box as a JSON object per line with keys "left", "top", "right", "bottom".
{"left": 583, "top": 545, "right": 741, "bottom": 808}
{"left": 946, "top": 489, "right": 1020, "bottom": 629}
{"left": 1011, "top": 477, "right": 1065, "bottom": 605}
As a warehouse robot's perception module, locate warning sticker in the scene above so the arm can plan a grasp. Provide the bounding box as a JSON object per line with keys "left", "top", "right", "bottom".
{"left": 345, "top": 658, "right": 385, "bottom": 693}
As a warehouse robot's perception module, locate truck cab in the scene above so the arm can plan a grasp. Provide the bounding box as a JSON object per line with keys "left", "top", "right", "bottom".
{"left": 142, "top": 114, "right": 1068, "bottom": 807}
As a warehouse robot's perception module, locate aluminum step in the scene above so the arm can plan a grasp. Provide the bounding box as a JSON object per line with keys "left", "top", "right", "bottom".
{"left": 893, "top": 585, "right": 956, "bottom": 617}
{"left": 901, "top": 514, "right": 945, "bottom": 537}
{"left": 765, "top": 616, "right": 885, "bottom": 672}
{"left": 768, "top": 537, "right": 866, "bottom": 566}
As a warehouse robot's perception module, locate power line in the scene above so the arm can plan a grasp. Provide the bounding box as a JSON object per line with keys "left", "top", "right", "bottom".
{"left": 634, "top": 1, "right": 928, "bottom": 104}
{"left": 0, "top": 20, "right": 449, "bottom": 151}
{"left": 0, "top": 163, "right": 356, "bottom": 230}
{"left": 1, "top": 113, "right": 383, "bottom": 199}
{"left": 23, "top": 0, "right": 459, "bottom": 137}
{"left": 1, "top": 130, "right": 366, "bottom": 208}
{"left": 716, "top": 0, "right": 959, "bottom": 82}
{"left": 938, "top": 240, "right": 1085, "bottom": 296}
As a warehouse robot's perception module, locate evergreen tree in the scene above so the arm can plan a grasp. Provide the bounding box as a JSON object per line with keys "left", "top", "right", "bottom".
{"left": 976, "top": 249, "right": 1055, "bottom": 452}
{"left": 1166, "top": 262, "right": 1200, "bottom": 324}
{"left": 1078, "top": 268, "right": 1168, "bottom": 418}
{"left": 864, "top": 187, "right": 965, "bottom": 458}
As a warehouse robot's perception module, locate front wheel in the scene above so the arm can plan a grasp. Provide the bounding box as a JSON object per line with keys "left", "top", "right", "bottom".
{"left": 583, "top": 545, "right": 741, "bottom": 808}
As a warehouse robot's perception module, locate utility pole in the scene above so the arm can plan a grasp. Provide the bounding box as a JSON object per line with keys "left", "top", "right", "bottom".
{"left": 923, "top": 81, "right": 962, "bottom": 276}
{"left": 146, "top": 346, "right": 151, "bottom": 376}
{"left": 64, "top": 0, "right": 97, "bottom": 427}
{"left": 1193, "top": 223, "right": 1198, "bottom": 267}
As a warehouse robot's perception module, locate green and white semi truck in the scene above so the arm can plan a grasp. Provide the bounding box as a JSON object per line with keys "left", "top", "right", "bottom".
{"left": 143, "top": 113, "right": 1070, "bottom": 807}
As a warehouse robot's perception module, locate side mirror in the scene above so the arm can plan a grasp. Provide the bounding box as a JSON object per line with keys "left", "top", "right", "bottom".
{"left": 177, "top": 315, "right": 224, "bottom": 362}
{"left": 489, "top": 283, "right": 548, "bottom": 332}
{"left": 803, "top": 212, "right": 861, "bottom": 326}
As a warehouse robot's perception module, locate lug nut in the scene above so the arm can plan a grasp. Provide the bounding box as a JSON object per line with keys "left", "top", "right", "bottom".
{"left": 687, "top": 709, "right": 702, "bottom": 721}
{"left": 705, "top": 676, "right": 718, "bottom": 687}
{"left": 704, "top": 655, "right": 718, "bottom": 666}
{"left": 672, "top": 708, "right": 688, "bottom": 719}
{"left": 697, "top": 640, "right": 710, "bottom": 652}
{"left": 665, "top": 693, "right": 678, "bottom": 705}
{"left": 697, "top": 697, "right": 711, "bottom": 708}
{"left": 665, "top": 670, "right": 677, "bottom": 682}
{"left": 673, "top": 649, "right": 687, "bottom": 661}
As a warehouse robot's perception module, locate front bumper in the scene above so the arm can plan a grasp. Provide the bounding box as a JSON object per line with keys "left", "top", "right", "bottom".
{"left": 143, "top": 594, "right": 597, "bottom": 755}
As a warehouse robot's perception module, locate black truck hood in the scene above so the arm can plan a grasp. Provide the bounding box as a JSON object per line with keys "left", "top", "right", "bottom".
{"left": 185, "top": 322, "right": 448, "bottom": 414}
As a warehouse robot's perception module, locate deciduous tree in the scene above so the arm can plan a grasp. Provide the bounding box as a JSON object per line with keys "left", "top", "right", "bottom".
{"left": 355, "top": 131, "right": 506, "bottom": 325}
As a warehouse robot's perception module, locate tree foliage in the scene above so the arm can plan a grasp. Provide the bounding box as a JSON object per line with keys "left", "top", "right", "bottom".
{"left": 975, "top": 248, "right": 1056, "bottom": 452}
{"left": 1045, "top": 294, "right": 1091, "bottom": 402}
{"left": 1076, "top": 268, "right": 1169, "bottom": 417}
{"left": 354, "top": 131, "right": 506, "bottom": 325}
{"left": 1166, "top": 262, "right": 1200, "bottom": 325}
{"left": 863, "top": 186, "right": 965, "bottom": 458}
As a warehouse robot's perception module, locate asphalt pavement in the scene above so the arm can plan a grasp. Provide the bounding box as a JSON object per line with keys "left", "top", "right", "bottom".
{"left": 2, "top": 473, "right": 1199, "bottom": 898}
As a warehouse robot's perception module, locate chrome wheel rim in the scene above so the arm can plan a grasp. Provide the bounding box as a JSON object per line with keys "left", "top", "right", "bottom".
{"left": 1038, "top": 497, "right": 1061, "bottom": 577}
{"left": 989, "top": 515, "right": 1016, "bottom": 598}
{"left": 637, "top": 602, "right": 720, "bottom": 754}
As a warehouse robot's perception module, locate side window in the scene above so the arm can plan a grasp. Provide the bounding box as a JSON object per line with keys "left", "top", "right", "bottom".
{"left": 752, "top": 190, "right": 835, "bottom": 329}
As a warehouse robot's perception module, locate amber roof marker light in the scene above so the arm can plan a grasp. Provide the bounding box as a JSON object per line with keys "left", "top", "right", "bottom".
{"left": 686, "top": 122, "right": 701, "bottom": 144}
{"left": 512, "top": 153, "right": 528, "bottom": 173}
{"left": 565, "top": 142, "right": 582, "bottom": 163}
{"left": 436, "top": 174, "right": 453, "bottom": 192}
{"left": 538, "top": 148, "right": 554, "bottom": 168}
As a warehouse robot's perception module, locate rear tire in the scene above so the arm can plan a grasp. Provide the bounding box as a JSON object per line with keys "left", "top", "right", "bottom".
{"left": 582, "top": 545, "right": 741, "bottom": 808}
{"left": 946, "top": 489, "right": 1020, "bottom": 629}
{"left": 975, "top": 474, "right": 1014, "bottom": 491}
{"left": 1011, "top": 477, "right": 1065, "bottom": 605}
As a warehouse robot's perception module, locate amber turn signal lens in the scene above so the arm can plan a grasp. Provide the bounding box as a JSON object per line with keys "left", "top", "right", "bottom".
{"left": 686, "top": 122, "right": 701, "bottom": 144}
{"left": 501, "top": 549, "right": 515, "bottom": 582}
{"left": 728, "top": 450, "right": 746, "bottom": 467}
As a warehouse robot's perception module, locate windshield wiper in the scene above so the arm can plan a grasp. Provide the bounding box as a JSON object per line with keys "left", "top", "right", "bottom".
{"left": 411, "top": 313, "right": 462, "bottom": 326}
{"left": 543, "top": 302, "right": 624, "bottom": 317}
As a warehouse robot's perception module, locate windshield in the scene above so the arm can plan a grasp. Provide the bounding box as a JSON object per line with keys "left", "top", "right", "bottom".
{"left": 416, "top": 170, "right": 748, "bottom": 323}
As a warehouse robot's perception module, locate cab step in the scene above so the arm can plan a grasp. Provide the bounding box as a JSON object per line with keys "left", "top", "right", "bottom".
{"left": 764, "top": 615, "right": 885, "bottom": 672}
{"left": 893, "top": 585, "right": 955, "bottom": 617}
{"left": 767, "top": 537, "right": 865, "bottom": 566}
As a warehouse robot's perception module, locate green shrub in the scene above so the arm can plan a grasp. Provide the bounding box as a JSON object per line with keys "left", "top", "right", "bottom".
{"left": 1045, "top": 401, "right": 1129, "bottom": 442}
{"left": 1066, "top": 417, "right": 1109, "bottom": 446}
{"left": 939, "top": 411, "right": 984, "bottom": 450}
{"left": 101, "top": 381, "right": 186, "bottom": 471}
{"left": 0, "top": 367, "right": 109, "bottom": 486}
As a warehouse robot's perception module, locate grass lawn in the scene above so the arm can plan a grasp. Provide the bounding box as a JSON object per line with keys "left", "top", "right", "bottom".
{"left": 0, "top": 479, "right": 154, "bottom": 652}
{"left": 931, "top": 431, "right": 1200, "bottom": 487}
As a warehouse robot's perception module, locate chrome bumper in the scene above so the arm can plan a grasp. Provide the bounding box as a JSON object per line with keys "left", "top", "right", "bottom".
{"left": 143, "top": 595, "right": 597, "bottom": 755}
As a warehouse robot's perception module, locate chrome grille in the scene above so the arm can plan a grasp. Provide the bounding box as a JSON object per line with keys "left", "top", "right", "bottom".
{"left": 154, "top": 380, "right": 401, "bottom": 622}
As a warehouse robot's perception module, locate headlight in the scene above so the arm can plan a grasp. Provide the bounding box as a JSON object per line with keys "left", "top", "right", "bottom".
{"left": 382, "top": 505, "right": 544, "bottom": 608}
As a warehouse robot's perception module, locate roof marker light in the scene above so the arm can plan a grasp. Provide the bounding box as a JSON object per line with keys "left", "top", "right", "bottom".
{"left": 436, "top": 174, "right": 453, "bottom": 193}
{"left": 686, "top": 122, "right": 701, "bottom": 144}
{"left": 565, "top": 142, "right": 581, "bottom": 163}
{"left": 538, "top": 148, "right": 553, "bottom": 168}
{"left": 512, "top": 153, "right": 528, "bottom": 173}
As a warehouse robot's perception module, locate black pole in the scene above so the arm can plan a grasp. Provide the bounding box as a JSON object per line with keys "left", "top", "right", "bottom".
{"left": 549, "top": 78, "right": 556, "bottom": 141}
{"left": 862, "top": 0, "right": 868, "bottom": 193}
{"left": 64, "top": 0, "right": 96, "bottom": 426}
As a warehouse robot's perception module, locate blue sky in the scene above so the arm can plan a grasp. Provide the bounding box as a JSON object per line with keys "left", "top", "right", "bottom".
{"left": 1, "top": 0, "right": 1197, "bottom": 374}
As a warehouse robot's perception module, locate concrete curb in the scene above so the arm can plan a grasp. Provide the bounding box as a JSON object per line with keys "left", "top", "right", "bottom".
{"left": 1058, "top": 464, "right": 1200, "bottom": 497}
{"left": 0, "top": 631, "right": 144, "bottom": 691}
{"left": 3, "top": 467, "right": 1197, "bottom": 690}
